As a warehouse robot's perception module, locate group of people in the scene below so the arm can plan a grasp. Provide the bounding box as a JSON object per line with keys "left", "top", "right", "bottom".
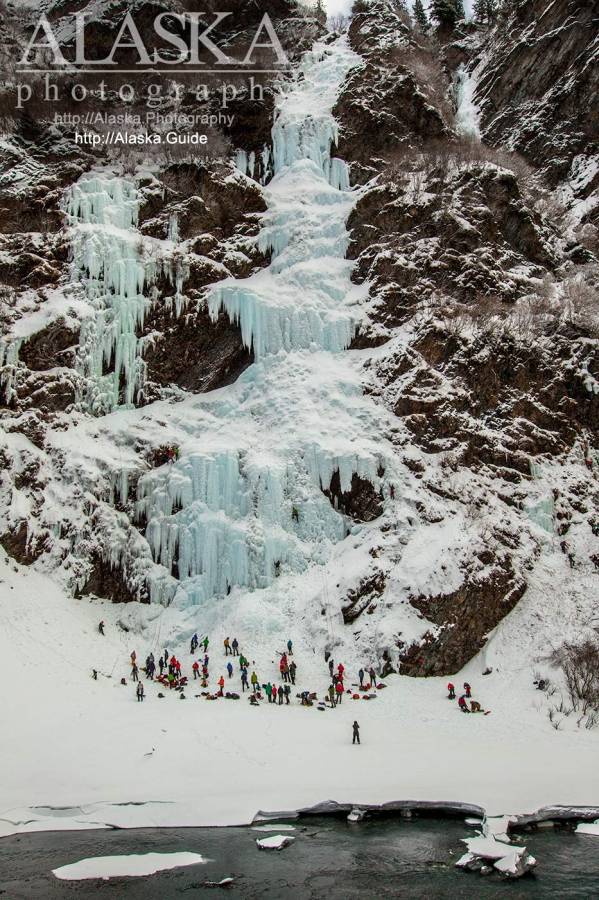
{"left": 105, "top": 624, "right": 374, "bottom": 729}
{"left": 447, "top": 681, "right": 485, "bottom": 713}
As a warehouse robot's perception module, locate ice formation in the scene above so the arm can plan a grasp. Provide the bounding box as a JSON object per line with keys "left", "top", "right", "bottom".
{"left": 132, "top": 38, "right": 392, "bottom": 608}
{"left": 66, "top": 175, "right": 179, "bottom": 413}
{"left": 454, "top": 64, "right": 481, "bottom": 140}
{"left": 215, "top": 40, "right": 359, "bottom": 358}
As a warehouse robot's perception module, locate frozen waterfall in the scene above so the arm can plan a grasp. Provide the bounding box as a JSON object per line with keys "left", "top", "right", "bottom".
{"left": 135, "top": 37, "right": 388, "bottom": 609}
{"left": 67, "top": 174, "right": 179, "bottom": 413}
{"left": 214, "top": 38, "right": 361, "bottom": 359}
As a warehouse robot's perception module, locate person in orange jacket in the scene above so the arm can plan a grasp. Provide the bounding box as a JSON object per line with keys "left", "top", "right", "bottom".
{"left": 192, "top": 661, "right": 200, "bottom": 680}
{"left": 218, "top": 675, "right": 225, "bottom": 695}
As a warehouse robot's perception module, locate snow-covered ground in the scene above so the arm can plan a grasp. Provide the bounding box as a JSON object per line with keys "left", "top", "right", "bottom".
{"left": 1, "top": 549, "right": 598, "bottom": 838}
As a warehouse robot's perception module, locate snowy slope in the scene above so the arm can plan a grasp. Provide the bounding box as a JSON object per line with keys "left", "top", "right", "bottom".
{"left": 1, "top": 547, "right": 598, "bottom": 838}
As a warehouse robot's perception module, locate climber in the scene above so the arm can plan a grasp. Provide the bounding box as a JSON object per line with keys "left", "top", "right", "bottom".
{"left": 328, "top": 684, "right": 336, "bottom": 707}
{"left": 284, "top": 684, "right": 291, "bottom": 704}
{"left": 279, "top": 657, "right": 287, "bottom": 681}
{"left": 337, "top": 662, "right": 345, "bottom": 679}
{"left": 265, "top": 682, "right": 273, "bottom": 703}
{"left": 463, "top": 682, "right": 471, "bottom": 698}
{"left": 131, "top": 650, "right": 137, "bottom": 665}
{"left": 458, "top": 695, "right": 470, "bottom": 713}
{"left": 447, "top": 682, "right": 456, "bottom": 699}
{"left": 202, "top": 636, "right": 209, "bottom": 653}
{"left": 168, "top": 672, "right": 175, "bottom": 689}
{"left": 136, "top": 682, "right": 145, "bottom": 702}
{"left": 92, "top": 669, "right": 98, "bottom": 680}
{"left": 202, "top": 664, "right": 208, "bottom": 680}
{"left": 131, "top": 663, "right": 139, "bottom": 682}
{"left": 224, "top": 637, "right": 231, "bottom": 656}
{"left": 203, "top": 654, "right": 209, "bottom": 668}
{"left": 352, "top": 721, "right": 360, "bottom": 745}
{"left": 287, "top": 639, "right": 293, "bottom": 655}
{"left": 278, "top": 685, "right": 284, "bottom": 705}
{"left": 368, "top": 666, "right": 376, "bottom": 687}
{"left": 358, "top": 668, "right": 365, "bottom": 689}
{"left": 335, "top": 681, "right": 344, "bottom": 704}
{"left": 192, "top": 661, "right": 199, "bottom": 680}
{"left": 328, "top": 658, "right": 334, "bottom": 678}
{"left": 272, "top": 684, "right": 278, "bottom": 704}
{"left": 289, "top": 660, "right": 297, "bottom": 685}
{"left": 146, "top": 659, "right": 155, "bottom": 679}
{"left": 98, "top": 620, "right": 105, "bottom": 635}
{"left": 159, "top": 656, "right": 165, "bottom": 676}
{"left": 164, "top": 648, "right": 169, "bottom": 664}
{"left": 231, "top": 637, "right": 239, "bottom": 656}
{"left": 241, "top": 669, "right": 249, "bottom": 692}
{"left": 389, "top": 484, "right": 395, "bottom": 500}
{"left": 470, "top": 700, "right": 483, "bottom": 713}
{"left": 175, "top": 659, "right": 182, "bottom": 677}
{"left": 251, "top": 671, "right": 259, "bottom": 693}
{"left": 227, "top": 661, "right": 233, "bottom": 679}
{"left": 218, "top": 675, "right": 225, "bottom": 696}
{"left": 291, "top": 506, "right": 299, "bottom": 522}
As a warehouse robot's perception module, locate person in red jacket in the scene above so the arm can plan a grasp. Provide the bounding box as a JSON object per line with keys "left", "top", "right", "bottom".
{"left": 463, "top": 682, "right": 471, "bottom": 698}
{"left": 192, "top": 661, "right": 199, "bottom": 679}
{"left": 337, "top": 662, "right": 344, "bottom": 679}
{"left": 218, "top": 675, "right": 225, "bottom": 696}
{"left": 447, "top": 682, "right": 455, "bottom": 699}
{"left": 335, "top": 681, "right": 344, "bottom": 704}
{"left": 272, "top": 684, "right": 278, "bottom": 703}
{"left": 458, "top": 695, "right": 470, "bottom": 713}
{"left": 175, "top": 659, "right": 182, "bottom": 677}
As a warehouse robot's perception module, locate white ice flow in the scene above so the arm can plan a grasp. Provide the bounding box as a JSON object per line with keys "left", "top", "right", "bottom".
{"left": 66, "top": 176, "right": 183, "bottom": 413}
{"left": 104, "top": 36, "right": 392, "bottom": 611}
{"left": 52, "top": 851, "right": 208, "bottom": 880}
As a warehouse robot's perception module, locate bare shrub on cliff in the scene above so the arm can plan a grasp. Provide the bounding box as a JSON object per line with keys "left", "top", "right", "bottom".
{"left": 562, "top": 269, "right": 599, "bottom": 332}
{"left": 549, "top": 638, "right": 599, "bottom": 717}
{"left": 575, "top": 223, "right": 599, "bottom": 256}
{"left": 401, "top": 45, "right": 452, "bottom": 122}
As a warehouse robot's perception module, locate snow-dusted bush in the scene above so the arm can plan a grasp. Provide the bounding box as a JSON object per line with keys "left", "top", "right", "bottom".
{"left": 550, "top": 639, "right": 599, "bottom": 718}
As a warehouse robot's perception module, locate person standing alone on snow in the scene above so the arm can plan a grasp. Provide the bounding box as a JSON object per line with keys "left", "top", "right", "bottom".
{"left": 227, "top": 661, "right": 233, "bottom": 679}
{"left": 136, "top": 682, "right": 145, "bottom": 702}
{"left": 352, "top": 721, "right": 360, "bottom": 744}
{"left": 98, "top": 621, "right": 105, "bottom": 635}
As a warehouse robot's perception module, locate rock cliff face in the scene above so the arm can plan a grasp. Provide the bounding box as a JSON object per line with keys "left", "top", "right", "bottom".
{"left": 473, "top": 0, "right": 599, "bottom": 224}
{"left": 0, "top": 0, "right": 597, "bottom": 677}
